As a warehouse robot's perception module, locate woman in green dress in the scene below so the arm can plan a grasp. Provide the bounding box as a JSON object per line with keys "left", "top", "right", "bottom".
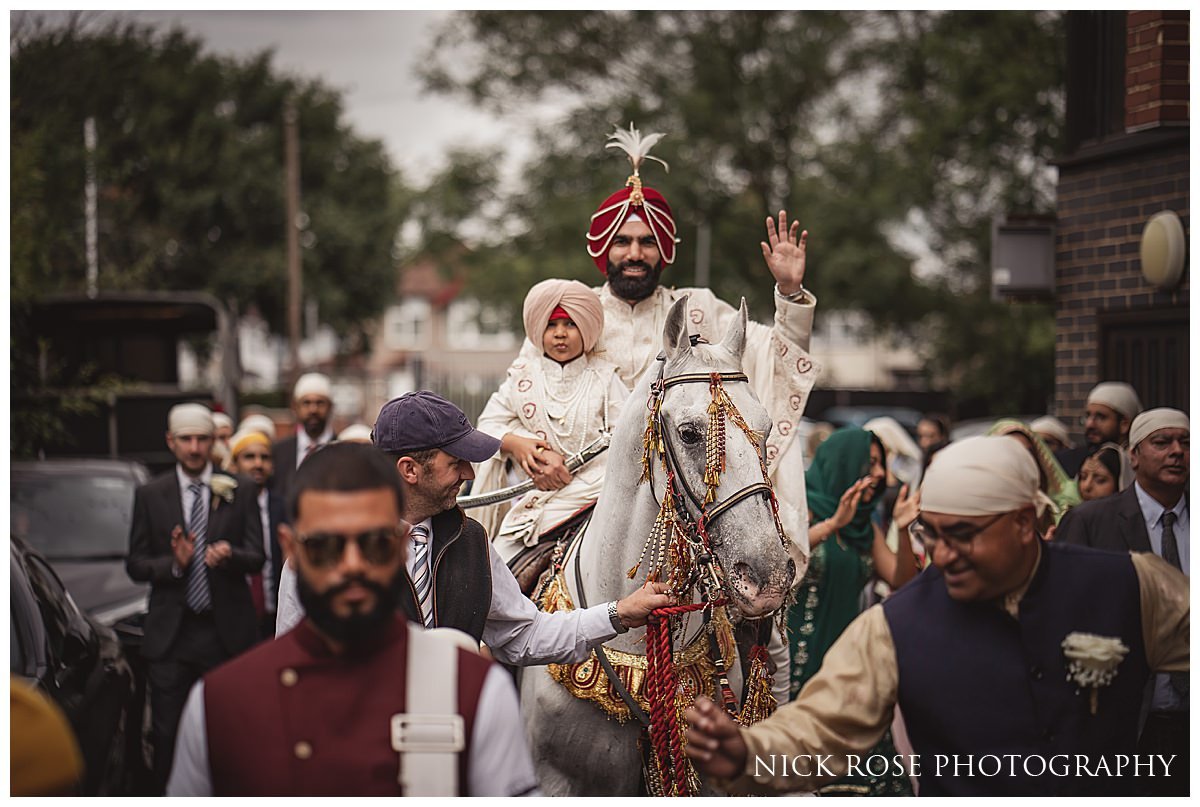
{"left": 787, "top": 427, "right": 920, "bottom": 795}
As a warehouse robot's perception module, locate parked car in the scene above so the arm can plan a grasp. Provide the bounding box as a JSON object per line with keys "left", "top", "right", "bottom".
{"left": 10, "top": 535, "right": 138, "bottom": 794}
{"left": 11, "top": 459, "right": 150, "bottom": 626}
{"left": 10, "top": 459, "right": 155, "bottom": 794}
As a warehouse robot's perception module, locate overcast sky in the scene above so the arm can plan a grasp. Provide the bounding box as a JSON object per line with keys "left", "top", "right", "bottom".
{"left": 17, "top": 9, "right": 514, "bottom": 178}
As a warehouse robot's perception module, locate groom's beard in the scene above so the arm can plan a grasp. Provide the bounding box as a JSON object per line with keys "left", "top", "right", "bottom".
{"left": 607, "top": 259, "right": 663, "bottom": 302}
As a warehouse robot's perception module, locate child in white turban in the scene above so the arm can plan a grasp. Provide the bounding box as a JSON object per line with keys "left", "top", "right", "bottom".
{"left": 474, "top": 279, "right": 629, "bottom": 559}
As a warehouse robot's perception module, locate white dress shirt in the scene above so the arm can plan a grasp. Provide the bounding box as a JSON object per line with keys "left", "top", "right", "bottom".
{"left": 1134, "top": 482, "right": 1189, "bottom": 575}
{"left": 175, "top": 463, "right": 214, "bottom": 531}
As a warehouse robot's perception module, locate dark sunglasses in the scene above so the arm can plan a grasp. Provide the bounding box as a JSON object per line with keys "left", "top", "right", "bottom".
{"left": 295, "top": 525, "right": 405, "bottom": 568}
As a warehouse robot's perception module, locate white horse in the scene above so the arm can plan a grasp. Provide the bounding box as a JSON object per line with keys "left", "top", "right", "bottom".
{"left": 520, "top": 296, "right": 796, "bottom": 796}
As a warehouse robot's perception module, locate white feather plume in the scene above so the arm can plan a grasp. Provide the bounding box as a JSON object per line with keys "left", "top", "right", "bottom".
{"left": 605, "top": 123, "right": 669, "bottom": 175}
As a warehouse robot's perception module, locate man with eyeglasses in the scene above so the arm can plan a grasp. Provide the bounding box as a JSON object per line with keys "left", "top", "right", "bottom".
{"left": 274, "top": 390, "right": 672, "bottom": 665}
{"left": 1057, "top": 407, "right": 1189, "bottom": 796}
{"left": 683, "top": 435, "right": 1189, "bottom": 796}
{"left": 167, "top": 442, "right": 539, "bottom": 795}
{"left": 1057, "top": 381, "right": 1143, "bottom": 477}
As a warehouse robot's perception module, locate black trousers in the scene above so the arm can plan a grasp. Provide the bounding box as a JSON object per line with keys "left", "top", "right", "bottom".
{"left": 147, "top": 611, "right": 228, "bottom": 794}
{"left": 1136, "top": 710, "right": 1189, "bottom": 796}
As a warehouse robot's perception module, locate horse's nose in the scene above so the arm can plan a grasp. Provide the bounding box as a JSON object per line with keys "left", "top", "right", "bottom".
{"left": 732, "top": 561, "right": 760, "bottom": 599}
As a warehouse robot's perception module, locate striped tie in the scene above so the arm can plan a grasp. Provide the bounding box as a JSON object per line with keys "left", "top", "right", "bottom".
{"left": 185, "top": 481, "right": 212, "bottom": 612}
{"left": 410, "top": 524, "right": 434, "bottom": 627}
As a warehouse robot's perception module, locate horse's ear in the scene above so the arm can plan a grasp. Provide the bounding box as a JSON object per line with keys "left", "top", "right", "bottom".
{"left": 718, "top": 298, "right": 748, "bottom": 361}
{"left": 663, "top": 295, "right": 692, "bottom": 359}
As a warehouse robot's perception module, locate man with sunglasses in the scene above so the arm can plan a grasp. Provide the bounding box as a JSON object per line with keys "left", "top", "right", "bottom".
{"left": 683, "top": 435, "right": 1189, "bottom": 797}
{"left": 167, "top": 442, "right": 539, "bottom": 795}
{"left": 274, "top": 390, "right": 672, "bottom": 665}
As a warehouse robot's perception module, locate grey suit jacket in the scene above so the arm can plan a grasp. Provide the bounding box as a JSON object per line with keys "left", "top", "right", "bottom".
{"left": 1056, "top": 485, "right": 1152, "bottom": 554}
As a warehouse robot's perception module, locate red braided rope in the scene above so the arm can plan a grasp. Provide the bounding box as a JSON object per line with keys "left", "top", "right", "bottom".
{"left": 645, "top": 599, "right": 727, "bottom": 796}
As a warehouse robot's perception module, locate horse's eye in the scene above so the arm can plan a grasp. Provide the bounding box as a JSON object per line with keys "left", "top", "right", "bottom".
{"left": 678, "top": 424, "right": 703, "bottom": 445}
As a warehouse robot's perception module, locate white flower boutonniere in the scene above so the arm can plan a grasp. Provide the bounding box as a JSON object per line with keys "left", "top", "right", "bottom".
{"left": 210, "top": 474, "right": 238, "bottom": 510}
{"left": 1062, "top": 632, "right": 1129, "bottom": 715}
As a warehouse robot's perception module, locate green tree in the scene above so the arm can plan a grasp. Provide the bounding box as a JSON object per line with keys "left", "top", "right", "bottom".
{"left": 11, "top": 14, "right": 411, "bottom": 456}
{"left": 11, "top": 14, "right": 408, "bottom": 339}
{"left": 416, "top": 10, "right": 1064, "bottom": 415}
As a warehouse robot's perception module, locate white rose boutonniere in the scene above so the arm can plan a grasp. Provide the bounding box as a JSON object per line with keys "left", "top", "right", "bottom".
{"left": 1062, "top": 632, "right": 1129, "bottom": 715}
{"left": 210, "top": 474, "right": 238, "bottom": 510}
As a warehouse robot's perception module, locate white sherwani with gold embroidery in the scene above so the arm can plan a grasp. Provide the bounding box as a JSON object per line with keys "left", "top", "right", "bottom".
{"left": 478, "top": 282, "right": 820, "bottom": 578}
{"left": 475, "top": 353, "right": 628, "bottom": 562}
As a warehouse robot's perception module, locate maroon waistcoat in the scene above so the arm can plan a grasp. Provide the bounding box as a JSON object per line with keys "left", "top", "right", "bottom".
{"left": 203, "top": 615, "right": 489, "bottom": 795}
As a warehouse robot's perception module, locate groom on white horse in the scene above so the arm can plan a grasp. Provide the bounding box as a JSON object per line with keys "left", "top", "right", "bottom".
{"left": 510, "top": 124, "right": 821, "bottom": 579}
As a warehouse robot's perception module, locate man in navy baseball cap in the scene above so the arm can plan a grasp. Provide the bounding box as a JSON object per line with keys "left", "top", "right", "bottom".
{"left": 373, "top": 390, "right": 500, "bottom": 463}
{"left": 274, "top": 388, "right": 673, "bottom": 663}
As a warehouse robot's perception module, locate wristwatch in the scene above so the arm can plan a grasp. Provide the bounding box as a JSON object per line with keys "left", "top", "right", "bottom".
{"left": 607, "top": 600, "right": 629, "bottom": 634}
{"left": 775, "top": 282, "right": 811, "bottom": 304}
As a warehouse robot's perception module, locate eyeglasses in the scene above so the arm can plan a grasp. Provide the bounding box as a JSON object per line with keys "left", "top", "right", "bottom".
{"left": 907, "top": 512, "right": 1008, "bottom": 555}
{"left": 295, "top": 525, "right": 405, "bottom": 568}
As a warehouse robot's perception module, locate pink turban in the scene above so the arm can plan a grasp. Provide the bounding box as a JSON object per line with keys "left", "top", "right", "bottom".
{"left": 522, "top": 279, "right": 604, "bottom": 354}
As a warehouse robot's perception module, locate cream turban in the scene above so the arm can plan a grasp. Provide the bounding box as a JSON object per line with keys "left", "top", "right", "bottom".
{"left": 863, "top": 416, "right": 923, "bottom": 484}
{"left": 239, "top": 413, "right": 277, "bottom": 440}
{"left": 1129, "top": 408, "right": 1189, "bottom": 449}
{"left": 338, "top": 424, "right": 374, "bottom": 444}
{"left": 294, "top": 372, "right": 332, "bottom": 401}
{"left": 921, "top": 435, "right": 1045, "bottom": 517}
{"left": 1030, "top": 416, "right": 1073, "bottom": 449}
{"left": 230, "top": 429, "right": 271, "bottom": 458}
{"left": 522, "top": 278, "right": 605, "bottom": 354}
{"left": 168, "top": 403, "right": 214, "bottom": 437}
{"left": 1087, "top": 382, "right": 1143, "bottom": 420}
{"left": 212, "top": 412, "right": 234, "bottom": 432}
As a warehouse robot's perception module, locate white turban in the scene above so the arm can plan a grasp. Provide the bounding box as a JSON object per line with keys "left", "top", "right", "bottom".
{"left": 168, "top": 403, "right": 214, "bottom": 437}
{"left": 1129, "top": 408, "right": 1189, "bottom": 449}
{"left": 1030, "top": 416, "right": 1073, "bottom": 449}
{"left": 1087, "top": 382, "right": 1143, "bottom": 420}
{"left": 239, "top": 414, "right": 277, "bottom": 440}
{"left": 921, "top": 435, "right": 1044, "bottom": 517}
{"left": 293, "top": 372, "right": 332, "bottom": 401}
{"left": 212, "top": 412, "right": 234, "bottom": 431}
{"left": 338, "top": 424, "right": 374, "bottom": 444}
{"left": 863, "top": 416, "right": 923, "bottom": 484}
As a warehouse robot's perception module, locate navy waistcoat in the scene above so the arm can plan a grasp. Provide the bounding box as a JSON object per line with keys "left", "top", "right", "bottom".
{"left": 883, "top": 541, "right": 1150, "bottom": 796}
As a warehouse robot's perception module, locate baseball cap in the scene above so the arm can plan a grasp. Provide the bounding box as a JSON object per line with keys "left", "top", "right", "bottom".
{"left": 372, "top": 391, "right": 500, "bottom": 462}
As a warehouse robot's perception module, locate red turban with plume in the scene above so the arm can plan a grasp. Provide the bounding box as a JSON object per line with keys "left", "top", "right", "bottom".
{"left": 586, "top": 124, "right": 679, "bottom": 274}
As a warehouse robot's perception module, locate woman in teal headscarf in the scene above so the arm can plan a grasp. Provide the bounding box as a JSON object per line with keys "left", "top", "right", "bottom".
{"left": 787, "top": 427, "right": 920, "bottom": 795}
{"left": 789, "top": 427, "right": 919, "bottom": 695}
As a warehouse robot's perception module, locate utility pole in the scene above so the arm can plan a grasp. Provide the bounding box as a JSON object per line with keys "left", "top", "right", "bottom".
{"left": 84, "top": 117, "right": 98, "bottom": 298}
{"left": 284, "top": 97, "right": 302, "bottom": 386}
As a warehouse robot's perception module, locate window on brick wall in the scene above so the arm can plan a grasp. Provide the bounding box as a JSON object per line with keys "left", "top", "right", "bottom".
{"left": 1099, "top": 307, "right": 1189, "bottom": 412}
{"left": 1065, "top": 11, "right": 1127, "bottom": 153}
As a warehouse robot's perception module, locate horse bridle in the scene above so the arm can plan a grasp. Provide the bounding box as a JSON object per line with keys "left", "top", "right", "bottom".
{"left": 651, "top": 370, "right": 774, "bottom": 537}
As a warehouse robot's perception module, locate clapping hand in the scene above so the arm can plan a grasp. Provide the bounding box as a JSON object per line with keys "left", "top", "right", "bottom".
{"left": 171, "top": 525, "right": 195, "bottom": 568}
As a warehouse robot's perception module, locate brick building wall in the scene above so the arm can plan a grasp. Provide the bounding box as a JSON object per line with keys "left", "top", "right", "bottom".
{"left": 1053, "top": 11, "right": 1189, "bottom": 439}
{"left": 1054, "top": 144, "right": 1189, "bottom": 429}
